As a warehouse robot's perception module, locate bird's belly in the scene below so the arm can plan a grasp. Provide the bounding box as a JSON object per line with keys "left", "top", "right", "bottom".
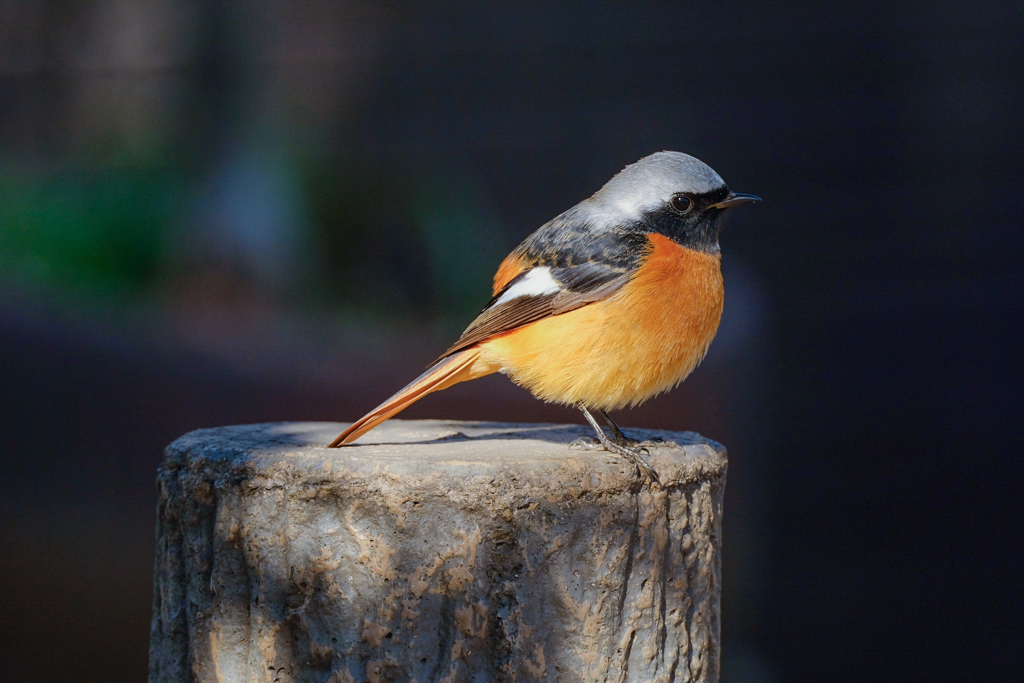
{"left": 479, "top": 236, "right": 724, "bottom": 410}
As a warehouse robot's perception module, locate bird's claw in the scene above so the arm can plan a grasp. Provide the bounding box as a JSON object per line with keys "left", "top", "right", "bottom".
{"left": 613, "top": 436, "right": 664, "bottom": 450}
{"left": 629, "top": 452, "right": 660, "bottom": 486}
{"left": 571, "top": 435, "right": 659, "bottom": 484}
{"left": 569, "top": 436, "right": 602, "bottom": 451}
{"left": 602, "top": 440, "right": 660, "bottom": 486}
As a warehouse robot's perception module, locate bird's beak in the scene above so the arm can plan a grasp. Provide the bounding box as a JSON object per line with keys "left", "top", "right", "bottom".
{"left": 709, "top": 192, "right": 761, "bottom": 210}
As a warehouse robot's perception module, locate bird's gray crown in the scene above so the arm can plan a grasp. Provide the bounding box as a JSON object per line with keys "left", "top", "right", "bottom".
{"left": 587, "top": 151, "right": 728, "bottom": 222}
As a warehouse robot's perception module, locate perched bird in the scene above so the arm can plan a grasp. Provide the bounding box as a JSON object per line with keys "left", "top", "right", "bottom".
{"left": 329, "top": 151, "right": 758, "bottom": 482}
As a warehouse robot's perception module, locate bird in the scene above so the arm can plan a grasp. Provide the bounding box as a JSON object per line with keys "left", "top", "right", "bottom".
{"left": 328, "top": 151, "right": 758, "bottom": 483}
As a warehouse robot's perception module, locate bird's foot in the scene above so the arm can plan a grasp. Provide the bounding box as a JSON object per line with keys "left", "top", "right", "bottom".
{"left": 575, "top": 407, "right": 661, "bottom": 486}
{"left": 613, "top": 435, "right": 669, "bottom": 450}
{"left": 569, "top": 435, "right": 604, "bottom": 451}
{"left": 570, "top": 435, "right": 660, "bottom": 486}
{"left": 605, "top": 440, "right": 660, "bottom": 486}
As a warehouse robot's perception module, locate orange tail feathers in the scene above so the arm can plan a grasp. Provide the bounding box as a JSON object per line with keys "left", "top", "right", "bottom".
{"left": 328, "top": 347, "right": 493, "bottom": 447}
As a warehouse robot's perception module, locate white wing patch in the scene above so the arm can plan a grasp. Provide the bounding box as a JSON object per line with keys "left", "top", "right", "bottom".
{"left": 494, "top": 266, "right": 561, "bottom": 305}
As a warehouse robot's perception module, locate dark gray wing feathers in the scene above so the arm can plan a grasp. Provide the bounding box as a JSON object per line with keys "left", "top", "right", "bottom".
{"left": 437, "top": 209, "right": 648, "bottom": 360}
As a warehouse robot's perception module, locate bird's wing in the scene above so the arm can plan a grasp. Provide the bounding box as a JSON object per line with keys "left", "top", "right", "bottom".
{"left": 439, "top": 215, "right": 648, "bottom": 359}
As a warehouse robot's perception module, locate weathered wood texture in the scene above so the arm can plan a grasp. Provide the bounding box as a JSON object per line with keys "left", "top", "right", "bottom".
{"left": 150, "top": 420, "right": 727, "bottom": 683}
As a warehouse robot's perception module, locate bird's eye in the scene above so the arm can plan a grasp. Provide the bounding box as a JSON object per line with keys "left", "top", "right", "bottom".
{"left": 670, "top": 195, "right": 693, "bottom": 214}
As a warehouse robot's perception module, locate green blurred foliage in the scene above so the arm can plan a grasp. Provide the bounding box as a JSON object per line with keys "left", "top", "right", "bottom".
{"left": 0, "top": 165, "right": 182, "bottom": 297}
{"left": 0, "top": 155, "right": 504, "bottom": 325}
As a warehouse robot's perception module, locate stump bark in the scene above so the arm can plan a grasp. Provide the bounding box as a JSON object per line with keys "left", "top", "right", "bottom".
{"left": 150, "top": 420, "right": 727, "bottom": 683}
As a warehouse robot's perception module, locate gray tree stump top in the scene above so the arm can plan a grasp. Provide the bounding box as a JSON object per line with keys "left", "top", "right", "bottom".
{"left": 151, "top": 421, "right": 727, "bottom": 683}
{"left": 167, "top": 420, "right": 725, "bottom": 491}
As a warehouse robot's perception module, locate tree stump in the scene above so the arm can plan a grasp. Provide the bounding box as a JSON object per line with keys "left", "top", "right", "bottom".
{"left": 150, "top": 420, "right": 727, "bottom": 683}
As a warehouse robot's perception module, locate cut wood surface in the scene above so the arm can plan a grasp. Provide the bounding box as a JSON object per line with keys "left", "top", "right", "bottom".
{"left": 150, "top": 420, "right": 727, "bottom": 683}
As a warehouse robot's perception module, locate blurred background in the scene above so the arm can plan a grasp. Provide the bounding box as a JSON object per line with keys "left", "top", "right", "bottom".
{"left": 1, "top": 1, "right": 1021, "bottom": 681}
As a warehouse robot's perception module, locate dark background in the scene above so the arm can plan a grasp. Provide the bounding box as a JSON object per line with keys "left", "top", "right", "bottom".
{"left": 1, "top": 2, "right": 1022, "bottom": 681}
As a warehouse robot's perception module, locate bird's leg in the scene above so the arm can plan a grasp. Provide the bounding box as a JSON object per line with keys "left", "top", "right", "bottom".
{"left": 572, "top": 405, "right": 660, "bottom": 484}
{"left": 595, "top": 408, "right": 629, "bottom": 442}
{"left": 595, "top": 409, "right": 666, "bottom": 449}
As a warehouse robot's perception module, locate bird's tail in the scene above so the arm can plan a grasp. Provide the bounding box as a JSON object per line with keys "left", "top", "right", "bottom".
{"left": 328, "top": 347, "right": 493, "bottom": 447}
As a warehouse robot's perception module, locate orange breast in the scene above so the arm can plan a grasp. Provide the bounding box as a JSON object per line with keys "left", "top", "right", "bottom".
{"left": 479, "top": 234, "right": 724, "bottom": 410}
